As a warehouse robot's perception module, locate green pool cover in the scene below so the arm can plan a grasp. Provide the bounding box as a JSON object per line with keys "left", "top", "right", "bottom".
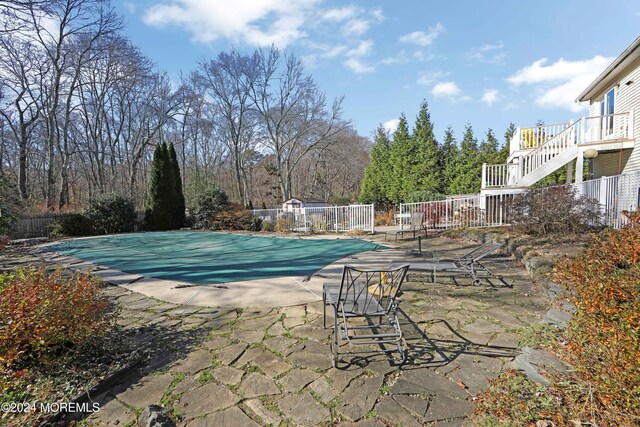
{"left": 48, "top": 232, "right": 385, "bottom": 285}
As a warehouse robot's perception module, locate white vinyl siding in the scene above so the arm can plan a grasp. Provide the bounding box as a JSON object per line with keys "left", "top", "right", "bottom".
{"left": 613, "top": 61, "right": 640, "bottom": 173}
{"left": 588, "top": 60, "right": 640, "bottom": 174}
{"left": 593, "top": 149, "right": 632, "bottom": 177}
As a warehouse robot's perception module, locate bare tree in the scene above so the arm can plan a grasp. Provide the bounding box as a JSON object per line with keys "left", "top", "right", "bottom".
{"left": 0, "top": 33, "right": 47, "bottom": 199}
{"left": 196, "top": 49, "right": 259, "bottom": 206}
{"left": 10, "top": 0, "right": 122, "bottom": 208}
{"left": 250, "top": 46, "right": 348, "bottom": 201}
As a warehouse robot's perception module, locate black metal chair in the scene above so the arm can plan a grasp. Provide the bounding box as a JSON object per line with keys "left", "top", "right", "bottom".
{"left": 400, "top": 241, "right": 504, "bottom": 285}
{"left": 385, "top": 212, "right": 427, "bottom": 241}
{"left": 323, "top": 264, "right": 410, "bottom": 367}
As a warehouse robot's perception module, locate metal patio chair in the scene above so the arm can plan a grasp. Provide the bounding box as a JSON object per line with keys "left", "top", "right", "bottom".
{"left": 403, "top": 241, "right": 504, "bottom": 285}
{"left": 385, "top": 212, "right": 427, "bottom": 241}
{"left": 323, "top": 264, "right": 410, "bottom": 367}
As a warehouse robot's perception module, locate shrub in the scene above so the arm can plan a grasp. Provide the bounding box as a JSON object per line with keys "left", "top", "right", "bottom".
{"left": 0, "top": 268, "right": 113, "bottom": 366}
{"left": 330, "top": 195, "right": 352, "bottom": 205}
{"left": 374, "top": 210, "right": 394, "bottom": 226}
{"left": 247, "top": 216, "right": 262, "bottom": 231}
{"left": 0, "top": 173, "right": 21, "bottom": 235}
{"left": 262, "top": 221, "right": 275, "bottom": 232}
{"left": 191, "top": 188, "right": 230, "bottom": 229}
{"left": 85, "top": 194, "right": 137, "bottom": 234}
{"left": 554, "top": 210, "right": 640, "bottom": 413}
{"left": 276, "top": 216, "right": 294, "bottom": 232}
{"left": 510, "top": 185, "right": 600, "bottom": 235}
{"left": 49, "top": 213, "right": 95, "bottom": 237}
{"left": 208, "top": 206, "right": 261, "bottom": 231}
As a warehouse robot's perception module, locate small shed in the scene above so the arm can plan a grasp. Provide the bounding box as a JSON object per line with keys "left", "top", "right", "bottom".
{"left": 282, "top": 197, "right": 327, "bottom": 212}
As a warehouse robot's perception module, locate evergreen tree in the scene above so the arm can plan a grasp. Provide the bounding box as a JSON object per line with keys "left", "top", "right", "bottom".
{"left": 167, "top": 143, "right": 186, "bottom": 228}
{"left": 499, "top": 123, "right": 516, "bottom": 162}
{"left": 359, "top": 126, "right": 392, "bottom": 208}
{"left": 438, "top": 127, "right": 458, "bottom": 194}
{"left": 448, "top": 124, "right": 482, "bottom": 194}
{"left": 146, "top": 143, "right": 175, "bottom": 230}
{"left": 479, "top": 128, "right": 501, "bottom": 165}
{"left": 388, "top": 114, "right": 412, "bottom": 204}
{"left": 410, "top": 100, "right": 440, "bottom": 196}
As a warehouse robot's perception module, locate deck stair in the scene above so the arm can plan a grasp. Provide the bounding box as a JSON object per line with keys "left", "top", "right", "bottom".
{"left": 482, "top": 112, "right": 634, "bottom": 191}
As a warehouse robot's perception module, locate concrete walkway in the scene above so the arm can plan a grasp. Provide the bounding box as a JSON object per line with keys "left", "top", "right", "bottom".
{"left": 73, "top": 235, "right": 548, "bottom": 426}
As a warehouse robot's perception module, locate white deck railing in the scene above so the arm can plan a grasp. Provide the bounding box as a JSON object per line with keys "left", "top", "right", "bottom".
{"left": 252, "top": 204, "right": 374, "bottom": 233}
{"left": 511, "top": 112, "right": 632, "bottom": 152}
{"left": 484, "top": 112, "right": 633, "bottom": 189}
{"left": 515, "top": 122, "right": 574, "bottom": 150}
{"left": 402, "top": 171, "right": 640, "bottom": 230}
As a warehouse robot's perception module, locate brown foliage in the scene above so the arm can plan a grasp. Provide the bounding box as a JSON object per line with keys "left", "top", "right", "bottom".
{"left": 374, "top": 209, "right": 394, "bottom": 226}
{"left": 510, "top": 185, "right": 601, "bottom": 235}
{"left": 0, "top": 268, "right": 114, "bottom": 366}
{"left": 555, "top": 210, "right": 640, "bottom": 413}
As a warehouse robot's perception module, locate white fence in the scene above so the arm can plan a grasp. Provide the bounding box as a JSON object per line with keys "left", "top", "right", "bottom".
{"left": 399, "top": 193, "right": 516, "bottom": 230}
{"left": 252, "top": 204, "right": 375, "bottom": 233}
{"left": 400, "top": 171, "right": 640, "bottom": 230}
{"left": 573, "top": 172, "right": 640, "bottom": 228}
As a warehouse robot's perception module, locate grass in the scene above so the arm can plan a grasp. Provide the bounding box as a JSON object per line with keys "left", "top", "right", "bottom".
{"left": 198, "top": 369, "right": 214, "bottom": 384}
{"left": 517, "top": 322, "right": 561, "bottom": 348}
{"left": 472, "top": 369, "right": 567, "bottom": 426}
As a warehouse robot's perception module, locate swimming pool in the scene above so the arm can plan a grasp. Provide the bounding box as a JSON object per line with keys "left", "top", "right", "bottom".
{"left": 47, "top": 232, "right": 384, "bottom": 285}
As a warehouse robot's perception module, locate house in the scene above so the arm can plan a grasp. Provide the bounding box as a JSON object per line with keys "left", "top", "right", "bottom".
{"left": 282, "top": 197, "right": 327, "bottom": 212}
{"left": 481, "top": 36, "right": 640, "bottom": 195}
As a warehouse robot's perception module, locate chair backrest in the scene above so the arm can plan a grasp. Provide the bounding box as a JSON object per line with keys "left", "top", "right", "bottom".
{"left": 337, "top": 264, "right": 410, "bottom": 315}
{"left": 409, "top": 212, "right": 424, "bottom": 227}
{"left": 455, "top": 241, "right": 503, "bottom": 267}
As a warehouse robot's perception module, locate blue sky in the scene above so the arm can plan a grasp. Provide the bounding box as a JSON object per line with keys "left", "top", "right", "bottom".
{"left": 115, "top": 0, "right": 640, "bottom": 145}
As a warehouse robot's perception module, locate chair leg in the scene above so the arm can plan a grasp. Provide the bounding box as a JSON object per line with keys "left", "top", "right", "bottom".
{"left": 323, "top": 292, "right": 327, "bottom": 329}
{"left": 330, "top": 312, "right": 339, "bottom": 367}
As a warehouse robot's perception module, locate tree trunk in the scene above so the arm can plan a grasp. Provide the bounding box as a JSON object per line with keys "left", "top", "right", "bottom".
{"left": 18, "top": 134, "right": 28, "bottom": 199}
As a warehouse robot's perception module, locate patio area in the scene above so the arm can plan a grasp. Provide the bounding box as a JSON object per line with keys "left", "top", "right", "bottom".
{"left": 64, "top": 235, "right": 548, "bottom": 426}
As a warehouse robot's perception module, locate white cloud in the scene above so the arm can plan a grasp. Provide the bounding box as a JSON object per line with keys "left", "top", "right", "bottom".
{"left": 301, "top": 54, "right": 317, "bottom": 68}
{"left": 143, "top": 0, "right": 320, "bottom": 47}
{"left": 323, "top": 45, "right": 348, "bottom": 58}
{"left": 143, "top": 0, "right": 383, "bottom": 74}
{"left": 343, "top": 19, "right": 371, "bottom": 36}
{"left": 482, "top": 89, "right": 499, "bottom": 106}
{"left": 399, "top": 23, "right": 444, "bottom": 47}
{"left": 343, "top": 57, "right": 374, "bottom": 73}
{"left": 322, "top": 6, "right": 359, "bottom": 22}
{"left": 468, "top": 41, "right": 505, "bottom": 65}
{"left": 123, "top": 2, "right": 137, "bottom": 13}
{"left": 383, "top": 119, "right": 399, "bottom": 133}
{"left": 381, "top": 50, "right": 432, "bottom": 65}
{"left": 341, "top": 8, "right": 383, "bottom": 37}
{"left": 432, "top": 81, "right": 461, "bottom": 97}
{"left": 431, "top": 81, "right": 470, "bottom": 102}
{"left": 347, "top": 40, "right": 373, "bottom": 57}
{"left": 413, "top": 51, "right": 433, "bottom": 61}
{"left": 508, "top": 56, "right": 614, "bottom": 111}
{"left": 380, "top": 50, "right": 410, "bottom": 65}
{"left": 416, "top": 71, "right": 445, "bottom": 85}
{"left": 343, "top": 39, "right": 374, "bottom": 73}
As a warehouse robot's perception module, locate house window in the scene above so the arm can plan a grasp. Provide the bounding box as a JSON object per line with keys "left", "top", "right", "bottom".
{"left": 601, "top": 88, "right": 615, "bottom": 135}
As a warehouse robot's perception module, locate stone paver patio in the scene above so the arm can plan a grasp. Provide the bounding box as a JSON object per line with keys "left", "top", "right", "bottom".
{"left": 11, "top": 234, "right": 550, "bottom": 426}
